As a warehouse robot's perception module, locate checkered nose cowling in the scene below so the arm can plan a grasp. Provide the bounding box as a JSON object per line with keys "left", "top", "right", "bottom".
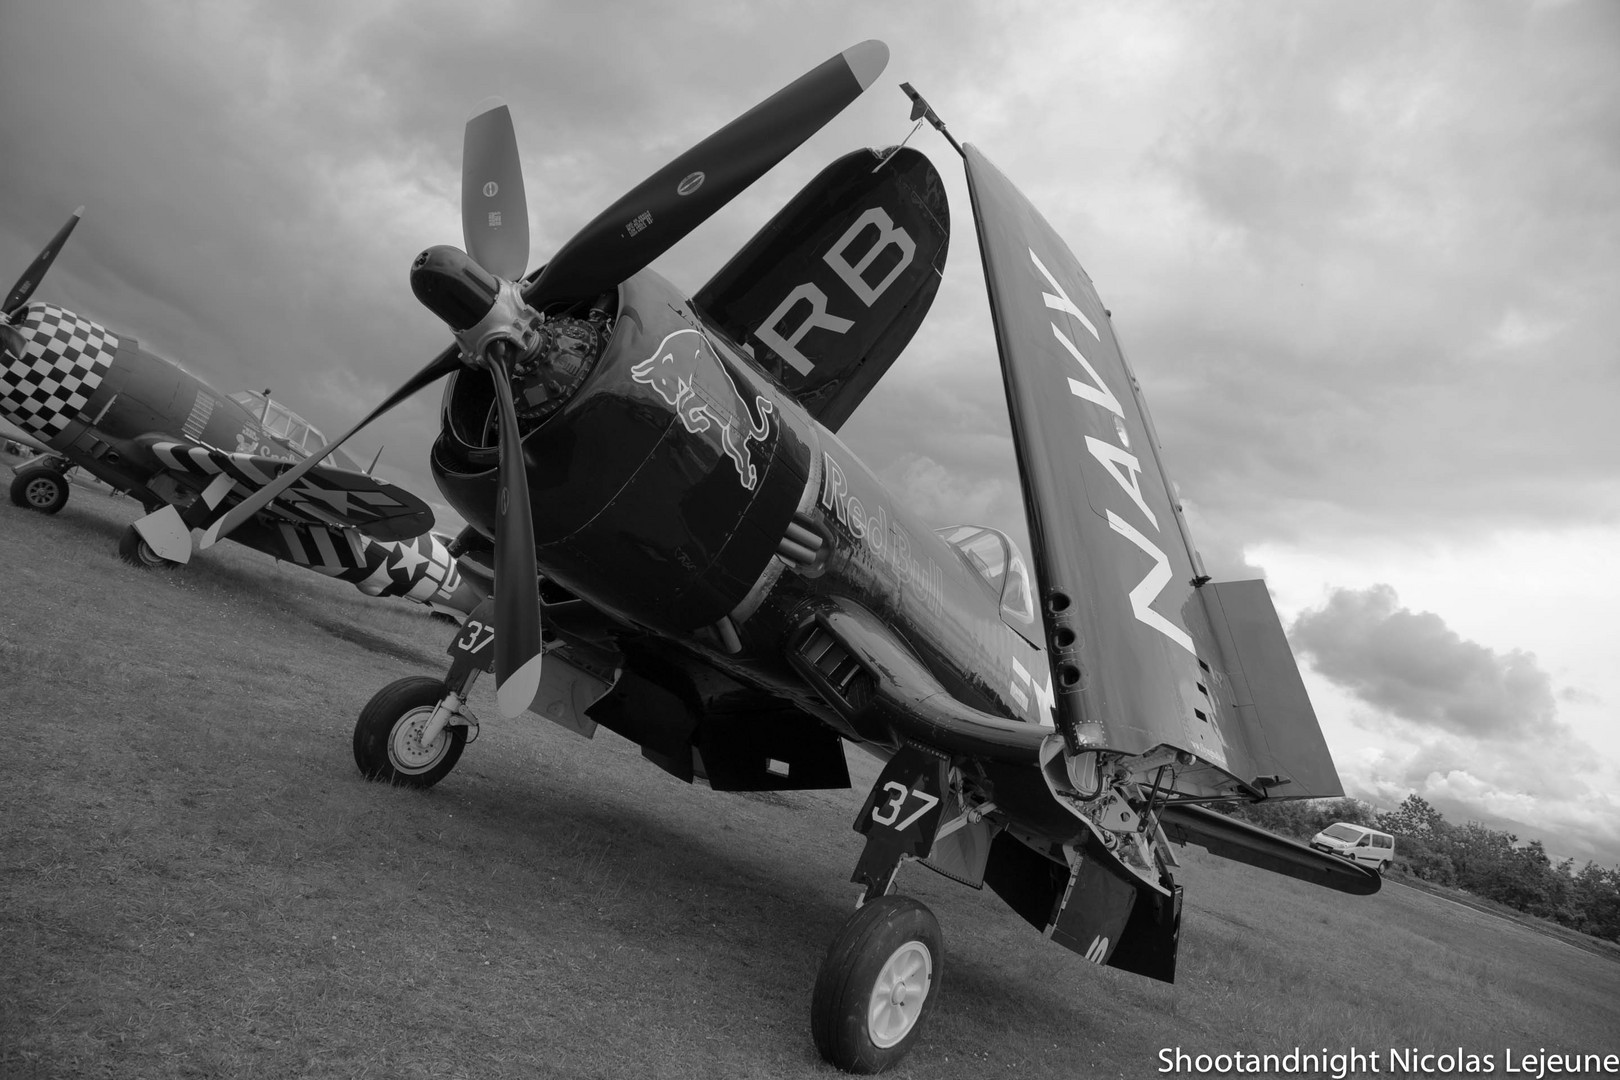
{"left": 0, "top": 303, "right": 118, "bottom": 442}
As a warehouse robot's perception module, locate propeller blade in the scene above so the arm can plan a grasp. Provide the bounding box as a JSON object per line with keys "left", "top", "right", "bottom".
{"left": 4, "top": 207, "right": 83, "bottom": 316}
{"left": 524, "top": 39, "right": 888, "bottom": 307}
{"left": 199, "top": 343, "right": 463, "bottom": 548}
{"left": 485, "top": 347, "right": 544, "bottom": 718}
{"left": 462, "top": 99, "right": 530, "bottom": 281}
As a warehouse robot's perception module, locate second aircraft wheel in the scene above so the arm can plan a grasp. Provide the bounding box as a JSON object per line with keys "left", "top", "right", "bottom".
{"left": 118, "top": 525, "right": 174, "bottom": 569}
{"left": 9, "top": 464, "right": 68, "bottom": 513}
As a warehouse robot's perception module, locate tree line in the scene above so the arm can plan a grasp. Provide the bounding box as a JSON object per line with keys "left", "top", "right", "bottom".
{"left": 1213, "top": 792, "right": 1620, "bottom": 943}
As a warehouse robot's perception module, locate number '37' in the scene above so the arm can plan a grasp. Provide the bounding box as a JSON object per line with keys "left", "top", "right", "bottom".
{"left": 870, "top": 781, "right": 939, "bottom": 831}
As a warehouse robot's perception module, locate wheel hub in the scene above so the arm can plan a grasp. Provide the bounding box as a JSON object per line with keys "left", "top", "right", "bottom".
{"left": 867, "top": 940, "right": 931, "bottom": 1049}
{"left": 389, "top": 706, "right": 449, "bottom": 773}
{"left": 25, "top": 478, "right": 58, "bottom": 507}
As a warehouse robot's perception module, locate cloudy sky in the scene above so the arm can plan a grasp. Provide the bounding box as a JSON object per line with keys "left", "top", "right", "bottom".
{"left": 4, "top": 1, "right": 1616, "bottom": 865}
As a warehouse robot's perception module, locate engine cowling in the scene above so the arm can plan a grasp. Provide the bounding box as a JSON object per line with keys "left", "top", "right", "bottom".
{"left": 430, "top": 270, "right": 815, "bottom": 636}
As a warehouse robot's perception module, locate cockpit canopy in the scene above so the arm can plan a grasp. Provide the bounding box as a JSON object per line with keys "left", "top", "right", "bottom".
{"left": 230, "top": 391, "right": 362, "bottom": 471}
{"left": 936, "top": 524, "right": 1036, "bottom": 633}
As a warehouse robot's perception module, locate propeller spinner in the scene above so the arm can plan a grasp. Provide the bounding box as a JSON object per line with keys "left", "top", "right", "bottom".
{"left": 202, "top": 41, "right": 891, "bottom": 718}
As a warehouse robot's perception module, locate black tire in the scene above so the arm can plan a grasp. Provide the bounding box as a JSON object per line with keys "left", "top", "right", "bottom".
{"left": 9, "top": 465, "right": 68, "bottom": 513}
{"left": 118, "top": 525, "right": 175, "bottom": 569}
{"left": 353, "top": 676, "right": 467, "bottom": 789}
{"left": 811, "top": 895, "right": 943, "bottom": 1074}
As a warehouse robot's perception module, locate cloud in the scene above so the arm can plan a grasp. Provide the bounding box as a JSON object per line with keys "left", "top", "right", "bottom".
{"left": 1290, "top": 584, "right": 1557, "bottom": 739}
{"left": 1294, "top": 582, "right": 1619, "bottom": 862}
{"left": 1343, "top": 742, "right": 1620, "bottom": 866}
{"left": 1091, "top": 0, "right": 1620, "bottom": 550}
{"left": 877, "top": 452, "right": 1007, "bottom": 530}
{"left": 6, "top": 0, "right": 1617, "bottom": 558}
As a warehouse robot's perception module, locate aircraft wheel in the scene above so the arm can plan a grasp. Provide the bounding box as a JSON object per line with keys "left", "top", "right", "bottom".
{"left": 118, "top": 525, "right": 175, "bottom": 569}
{"left": 811, "top": 894, "right": 943, "bottom": 1074}
{"left": 9, "top": 465, "right": 68, "bottom": 513}
{"left": 353, "top": 676, "right": 467, "bottom": 789}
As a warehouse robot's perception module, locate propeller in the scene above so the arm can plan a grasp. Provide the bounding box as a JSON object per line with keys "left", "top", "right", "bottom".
{"left": 461, "top": 99, "right": 530, "bottom": 282}
{"left": 4, "top": 207, "right": 83, "bottom": 318}
{"left": 484, "top": 341, "right": 545, "bottom": 715}
{"left": 202, "top": 41, "right": 890, "bottom": 718}
{"left": 525, "top": 40, "right": 888, "bottom": 308}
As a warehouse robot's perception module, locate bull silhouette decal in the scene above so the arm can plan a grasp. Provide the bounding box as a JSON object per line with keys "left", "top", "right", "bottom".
{"left": 630, "top": 329, "right": 775, "bottom": 490}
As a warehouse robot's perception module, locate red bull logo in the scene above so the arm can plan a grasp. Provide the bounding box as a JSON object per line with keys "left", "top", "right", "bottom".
{"left": 630, "top": 328, "right": 775, "bottom": 491}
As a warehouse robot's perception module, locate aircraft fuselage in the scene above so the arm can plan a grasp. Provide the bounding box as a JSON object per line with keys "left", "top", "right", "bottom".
{"left": 430, "top": 271, "right": 1053, "bottom": 747}
{"left": 1, "top": 302, "right": 348, "bottom": 503}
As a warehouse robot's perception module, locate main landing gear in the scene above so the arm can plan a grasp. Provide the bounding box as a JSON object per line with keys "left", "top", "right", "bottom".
{"left": 810, "top": 744, "right": 960, "bottom": 1073}
{"left": 812, "top": 894, "right": 944, "bottom": 1073}
{"left": 347, "top": 610, "right": 946, "bottom": 1072}
{"left": 353, "top": 675, "right": 473, "bottom": 788}
{"left": 8, "top": 459, "right": 70, "bottom": 514}
{"left": 352, "top": 611, "right": 489, "bottom": 789}
{"left": 118, "top": 524, "right": 175, "bottom": 569}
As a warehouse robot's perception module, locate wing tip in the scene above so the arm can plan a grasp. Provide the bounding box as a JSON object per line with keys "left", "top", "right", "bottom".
{"left": 842, "top": 40, "right": 889, "bottom": 91}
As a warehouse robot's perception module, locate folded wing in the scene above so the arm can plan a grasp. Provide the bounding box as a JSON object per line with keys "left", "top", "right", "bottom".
{"left": 965, "top": 144, "right": 1343, "bottom": 801}
{"left": 695, "top": 146, "right": 949, "bottom": 431}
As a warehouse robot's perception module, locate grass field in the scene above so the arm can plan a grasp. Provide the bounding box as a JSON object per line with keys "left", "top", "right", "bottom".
{"left": 3, "top": 477, "right": 1618, "bottom": 1079}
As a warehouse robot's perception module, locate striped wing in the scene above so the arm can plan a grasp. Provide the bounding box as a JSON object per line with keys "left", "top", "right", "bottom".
{"left": 144, "top": 440, "right": 433, "bottom": 541}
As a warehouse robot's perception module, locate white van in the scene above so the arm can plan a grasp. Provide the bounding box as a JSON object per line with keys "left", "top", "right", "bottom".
{"left": 1309, "top": 822, "right": 1395, "bottom": 873}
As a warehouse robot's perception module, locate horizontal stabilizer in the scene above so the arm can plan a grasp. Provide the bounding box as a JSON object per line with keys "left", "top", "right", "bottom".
{"left": 1159, "top": 804, "right": 1381, "bottom": 895}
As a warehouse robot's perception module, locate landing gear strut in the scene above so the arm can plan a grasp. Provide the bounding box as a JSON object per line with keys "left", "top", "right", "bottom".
{"left": 811, "top": 744, "right": 958, "bottom": 1072}
{"left": 353, "top": 604, "right": 492, "bottom": 788}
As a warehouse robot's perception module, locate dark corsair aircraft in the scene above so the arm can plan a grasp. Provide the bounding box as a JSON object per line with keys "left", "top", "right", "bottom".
{"left": 0, "top": 214, "right": 484, "bottom": 616}
{"left": 212, "top": 43, "right": 1378, "bottom": 1072}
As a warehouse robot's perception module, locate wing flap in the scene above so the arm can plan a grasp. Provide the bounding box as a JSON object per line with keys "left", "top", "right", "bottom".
{"left": 1201, "top": 579, "right": 1344, "bottom": 797}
